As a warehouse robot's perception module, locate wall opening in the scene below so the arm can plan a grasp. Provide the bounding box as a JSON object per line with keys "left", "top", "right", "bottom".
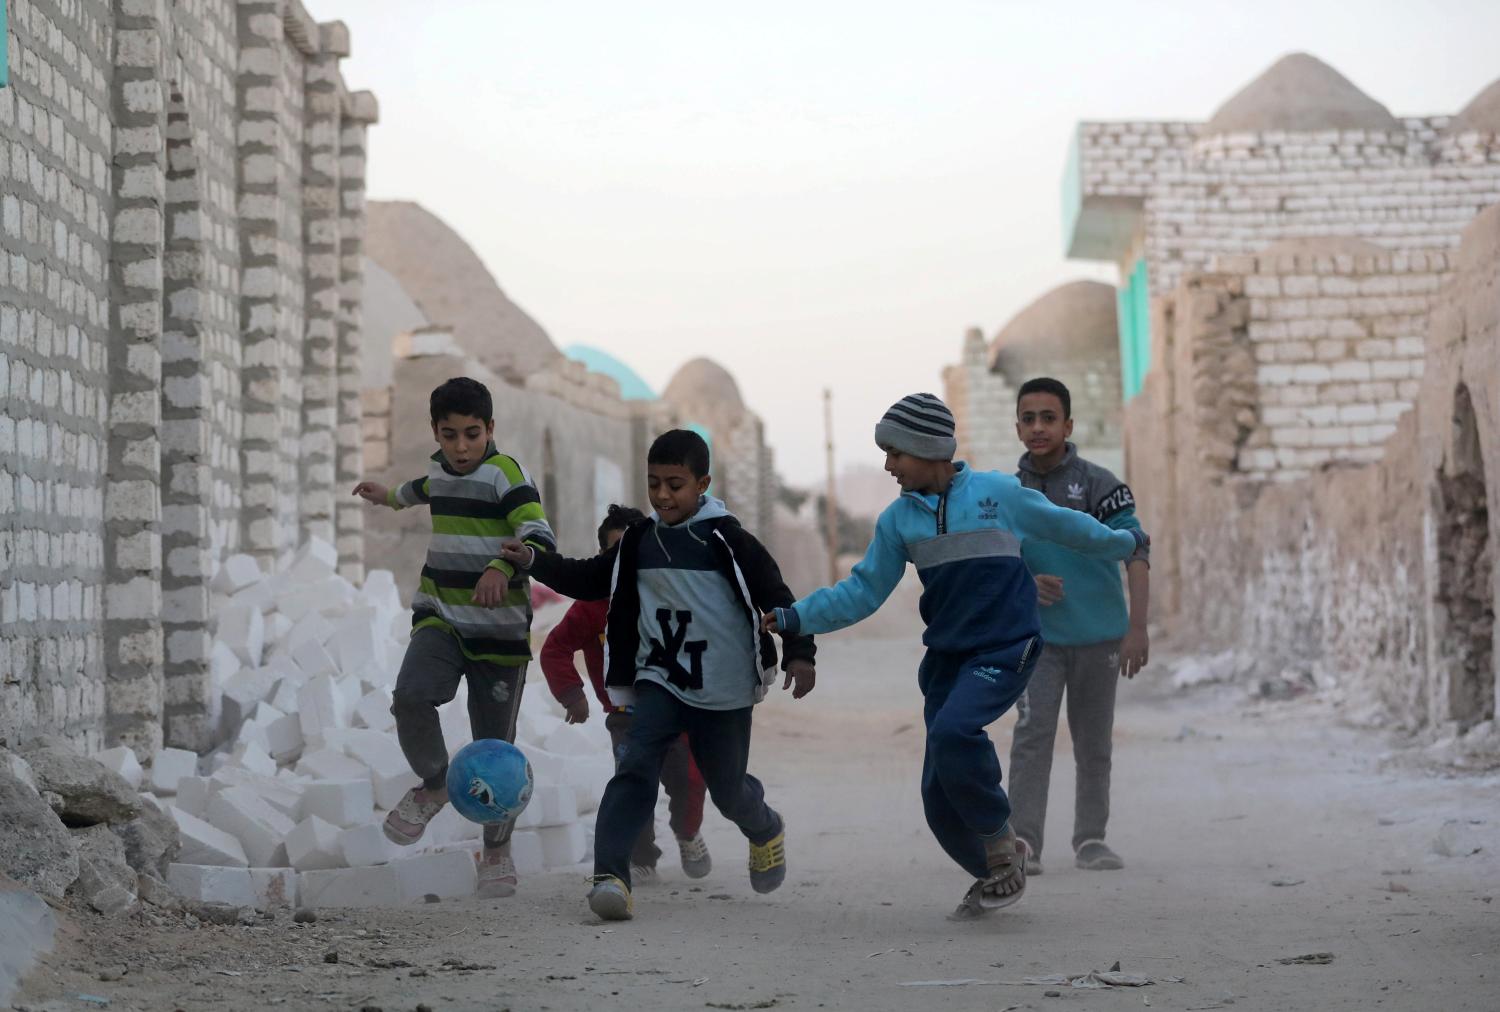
{"left": 1434, "top": 383, "right": 1494, "bottom": 727}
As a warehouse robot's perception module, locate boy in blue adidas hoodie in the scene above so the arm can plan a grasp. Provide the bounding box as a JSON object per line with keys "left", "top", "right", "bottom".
{"left": 764, "top": 393, "right": 1146, "bottom": 919}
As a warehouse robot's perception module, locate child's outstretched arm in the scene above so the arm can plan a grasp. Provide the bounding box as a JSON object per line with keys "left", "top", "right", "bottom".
{"left": 352, "top": 474, "right": 429, "bottom": 509}
{"left": 765, "top": 509, "right": 908, "bottom": 637}
{"left": 540, "top": 602, "right": 599, "bottom": 723}
{"left": 499, "top": 540, "right": 618, "bottom": 602}
{"left": 1009, "top": 484, "right": 1146, "bottom": 560}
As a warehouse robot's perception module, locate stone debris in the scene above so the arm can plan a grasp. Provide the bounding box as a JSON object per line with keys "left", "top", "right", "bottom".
{"left": 0, "top": 769, "right": 80, "bottom": 901}
{"left": 140, "top": 538, "right": 615, "bottom": 910}
{"left": 67, "top": 825, "right": 138, "bottom": 916}
{"left": 19, "top": 746, "right": 143, "bottom": 827}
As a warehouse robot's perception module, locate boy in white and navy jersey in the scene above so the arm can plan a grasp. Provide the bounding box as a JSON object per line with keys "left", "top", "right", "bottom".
{"left": 353, "top": 376, "right": 556, "bottom": 899}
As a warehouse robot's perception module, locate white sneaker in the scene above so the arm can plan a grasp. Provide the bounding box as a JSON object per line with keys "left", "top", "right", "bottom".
{"left": 477, "top": 849, "right": 518, "bottom": 899}
{"left": 678, "top": 833, "right": 712, "bottom": 879}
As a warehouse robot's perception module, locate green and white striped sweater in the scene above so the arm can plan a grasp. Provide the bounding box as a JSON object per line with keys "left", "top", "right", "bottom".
{"left": 387, "top": 443, "right": 557, "bottom": 665}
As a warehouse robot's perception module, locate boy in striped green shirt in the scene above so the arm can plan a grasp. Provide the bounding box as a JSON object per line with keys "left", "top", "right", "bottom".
{"left": 353, "top": 377, "right": 556, "bottom": 898}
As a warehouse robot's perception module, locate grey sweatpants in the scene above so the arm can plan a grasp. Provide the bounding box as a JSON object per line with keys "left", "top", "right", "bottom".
{"left": 1006, "top": 640, "right": 1120, "bottom": 857}
{"left": 391, "top": 626, "right": 527, "bottom": 849}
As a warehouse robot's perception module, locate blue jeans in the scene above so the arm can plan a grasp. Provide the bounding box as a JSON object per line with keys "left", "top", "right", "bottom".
{"left": 918, "top": 638, "right": 1039, "bottom": 879}
{"left": 593, "top": 682, "right": 781, "bottom": 887}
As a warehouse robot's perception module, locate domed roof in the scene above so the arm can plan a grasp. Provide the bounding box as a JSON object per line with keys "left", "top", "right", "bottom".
{"left": 563, "top": 344, "right": 656, "bottom": 401}
{"left": 988, "top": 281, "right": 1118, "bottom": 374}
{"left": 1448, "top": 76, "right": 1500, "bottom": 135}
{"left": 1259, "top": 236, "right": 1385, "bottom": 258}
{"left": 365, "top": 201, "right": 559, "bottom": 383}
{"left": 663, "top": 358, "right": 746, "bottom": 416}
{"left": 1203, "top": 53, "right": 1399, "bottom": 136}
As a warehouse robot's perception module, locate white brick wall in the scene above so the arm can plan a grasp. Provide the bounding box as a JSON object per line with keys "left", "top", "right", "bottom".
{"left": 0, "top": 0, "right": 377, "bottom": 754}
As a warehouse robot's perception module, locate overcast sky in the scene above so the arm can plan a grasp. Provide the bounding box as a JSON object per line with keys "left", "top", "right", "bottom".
{"left": 313, "top": 0, "right": 1500, "bottom": 485}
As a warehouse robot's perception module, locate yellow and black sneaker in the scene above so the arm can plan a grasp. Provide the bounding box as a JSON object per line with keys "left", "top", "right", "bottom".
{"left": 586, "top": 875, "right": 634, "bottom": 921}
{"left": 748, "top": 821, "right": 786, "bottom": 894}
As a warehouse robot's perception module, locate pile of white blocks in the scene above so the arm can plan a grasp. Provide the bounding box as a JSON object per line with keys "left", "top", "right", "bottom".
{"left": 136, "top": 538, "right": 614, "bottom": 909}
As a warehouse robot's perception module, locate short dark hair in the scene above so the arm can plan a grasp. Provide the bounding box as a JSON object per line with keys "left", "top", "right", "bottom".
{"left": 647, "top": 428, "right": 711, "bottom": 478}
{"left": 1016, "top": 377, "right": 1071, "bottom": 419}
{"left": 430, "top": 377, "right": 493, "bottom": 424}
{"left": 596, "top": 504, "right": 645, "bottom": 549}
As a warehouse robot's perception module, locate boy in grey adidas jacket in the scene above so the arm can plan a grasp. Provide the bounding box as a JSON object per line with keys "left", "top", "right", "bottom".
{"left": 1008, "top": 377, "right": 1150, "bottom": 874}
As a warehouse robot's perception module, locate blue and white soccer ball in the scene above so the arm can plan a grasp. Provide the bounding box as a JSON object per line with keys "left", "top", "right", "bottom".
{"left": 445, "top": 739, "right": 534, "bottom": 825}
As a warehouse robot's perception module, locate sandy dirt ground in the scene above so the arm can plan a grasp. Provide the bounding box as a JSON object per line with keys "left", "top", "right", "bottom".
{"left": 16, "top": 630, "right": 1499, "bottom": 1012}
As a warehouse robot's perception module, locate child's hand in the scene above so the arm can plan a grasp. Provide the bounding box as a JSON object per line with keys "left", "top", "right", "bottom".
{"left": 498, "top": 539, "right": 534, "bottom": 568}
{"left": 472, "top": 567, "right": 509, "bottom": 608}
{"left": 1119, "top": 625, "right": 1149, "bottom": 679}
{"left": 352, "top": 481, "right": 389, "bottom": 506}
{"left": 782, "top": 659, "right": 815, "bottom": 699}
{"left": 563, "top": 697, "right": 590, "bottom": 724}
{"left": 761, "top": 611, "right": 781, "bottom": 634}
{"left": 1034, "top": 574, "right": 1064, "bottom": 606}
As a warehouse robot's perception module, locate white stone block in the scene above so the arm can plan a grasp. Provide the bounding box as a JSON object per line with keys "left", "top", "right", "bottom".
{"left": 343, "top": 733, "right": 418, "bottom": 810}
{"left": 229, "top": 578, "right": 278, "bottom": 616}
{"left": 97, "top": 746, "right": 143, "bottom": 789}
{"left": 249, "top": 867, "right": 297, "bottom": 908}
{"left": 535, "top": 783, "right": 577, "bottom": 827}
{"left": 266, "top": 713, "right": 305, "bottom": 763}
{"left": 175, "top": 776, "right": 212, "bottom": 818}
{"left": 298, "top": 864, "right": 402, "bottom": 908}
{"left": 217, "top": 604, "right": 265, "bottom": 667}
{"left": 171, "top": 808, "right": 250, "bottom": 867}
{"left": 301, "top": 779, "right": 374, "bottom": 828}
{"left": 513, "top": 709, "right": 548, "bottom": 748}
{"left": 292, "top": 638, "right": 338, "bottom": 682}
{"left": 269, "top": 677, "right": 302, "bottom": 714}
{"left": 508, "top": 829, "right": 546, "bottom": 875}
{"left": 286, "top": 815, "right": 344, "bottom": 871}
{"left": 538, "top": 822, "right": 588, "bottom": 868}
{"left": 149, "top": 747, "right": 200, "bottom": 794}
{"left": 330, "top": 615, "right": 381, "bottom": 675}
{"left": 206, "top": 786, "right": 296, "bottom": 868}
{"left": 296, "top": 748, "right": 370, "bottom": 783}
{"left": 338, "top": 823, "right": 395, "bottom": 868}
{"left": 168, "top": 864, "right": 255, "bottom": 907}
{"left": 264, "top": 611, "right": 294, "bottom": 646}
{"left": 209, "top": 768, "right": 305, "bottom": 819}
{"left": 297, "top": 673, "right": 344, "bottom": 737}
{"left": 393, "top": 850, "right": 477, "bottom": 902}
{"left": 288, "top": 537, "right": 339, "bottom": 583}
{"left": 228, "top": 741, "right": 277, "bottom": 778}
{"left": 361, "top": 569, "right": 401, "bottom": 613}
{"left": 209, "top": 640, "right": 240, "bottom": 688}
{"left": 354, "top": 689, "right": 395, "bottom": 732}
{"left": 212, "top": 554, "right": 264, "bottom": 597}
{"left": 543, "top": 722, "right": 604, "bottom": 758}
{"left": 283, "top": 610, "right": 334, "bottom": 653}
{"left": 221, "top": 664, "right": 279, "bottom": 730}
{"left": 524, "top": 747, "right": 566, "bottom": 787}
{"left": 333, "top": 676, "right": 362, "bottom": 725}
{"left": 568, "top": 754, "right": 614, "bottom": 814}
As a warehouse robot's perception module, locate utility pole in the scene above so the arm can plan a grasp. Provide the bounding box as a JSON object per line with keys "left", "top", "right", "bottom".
{"left": 823, "top": 388, "right": 839, "bottom": 586}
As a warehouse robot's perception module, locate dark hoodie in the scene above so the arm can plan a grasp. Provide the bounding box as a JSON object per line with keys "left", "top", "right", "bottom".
{"left": 525, "top": 496, "right": 816, "bottom": 710}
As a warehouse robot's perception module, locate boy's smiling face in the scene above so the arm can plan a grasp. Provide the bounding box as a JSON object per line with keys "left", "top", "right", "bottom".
{"left": 647, "top": 463, "right": 710, "bottom": 525}
{"left": 1016, "top": 392, "right": 1073, "bottom": 462}
{"left": 432, "top": 412, "right": 494, "bottom": 474}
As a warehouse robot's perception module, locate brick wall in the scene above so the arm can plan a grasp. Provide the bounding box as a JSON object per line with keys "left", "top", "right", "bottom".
{"left": 1, "top": 0, "right": 378, "bottom": 754}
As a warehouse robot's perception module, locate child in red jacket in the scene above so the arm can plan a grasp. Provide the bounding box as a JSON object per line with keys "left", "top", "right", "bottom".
{"left": 540, "top": 505, "right": 711, "bottom": 882}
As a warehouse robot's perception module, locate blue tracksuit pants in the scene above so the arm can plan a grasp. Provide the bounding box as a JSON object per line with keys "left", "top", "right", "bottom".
{"left": 918, "top": 639, "right": 1039, "bottom": 879}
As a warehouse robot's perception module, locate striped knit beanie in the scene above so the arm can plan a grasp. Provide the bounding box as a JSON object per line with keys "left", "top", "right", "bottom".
{"left": 874, "top": 393, "right": 957, "bottom": 460}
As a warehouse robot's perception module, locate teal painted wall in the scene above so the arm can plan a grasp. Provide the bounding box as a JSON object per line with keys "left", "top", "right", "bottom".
{"left": 1116, "top": 258, "right": 1151, "bottom": 399}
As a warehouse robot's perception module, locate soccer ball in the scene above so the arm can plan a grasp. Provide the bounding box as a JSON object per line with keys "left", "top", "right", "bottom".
{"left": 445, "top": 739, "right": 534, "bottom": 825}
